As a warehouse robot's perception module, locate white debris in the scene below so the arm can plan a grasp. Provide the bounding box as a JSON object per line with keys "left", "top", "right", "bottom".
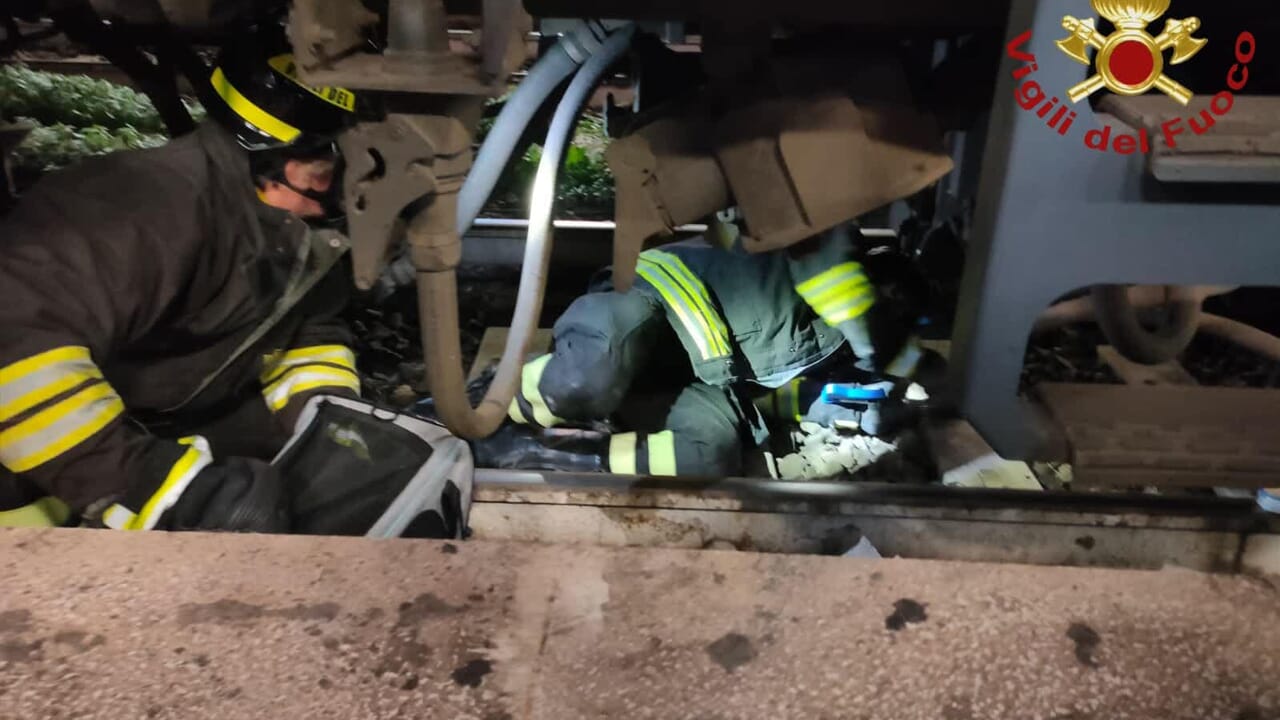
{"left": 905, "top": 382, "right": 929, "bottom": 402}
{"left": 774, "top": 423, "right": 898, "bottom": 481}
{"left": 777, "top": 453, "right": 809, "bottom": 479}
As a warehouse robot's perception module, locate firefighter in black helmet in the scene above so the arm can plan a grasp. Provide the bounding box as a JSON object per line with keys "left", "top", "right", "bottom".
{"left": 0, "top": 29, "right": 365, "bottom": 532}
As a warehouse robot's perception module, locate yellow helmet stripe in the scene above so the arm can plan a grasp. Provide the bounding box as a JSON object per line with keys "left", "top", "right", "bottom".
{"left": 210, "top": 67, "right": 301, "bottom": 144}
{"left": 267, "top": 55, "right": 357, "bottom": 112}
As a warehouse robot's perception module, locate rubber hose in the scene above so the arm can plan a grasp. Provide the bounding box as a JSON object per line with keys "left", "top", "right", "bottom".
{"left": 420, "top": 24, "right": 636, "bottom": 439}
{"left": 1090, "top": 285, "right": 1202, "bottom": 365}
{"left": 455, "top": 20, "right": 610, "bottom": 233}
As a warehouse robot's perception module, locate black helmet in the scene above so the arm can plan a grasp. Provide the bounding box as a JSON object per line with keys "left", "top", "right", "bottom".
{"left": 205, "top": 32, "right": 358, "bottom": 152}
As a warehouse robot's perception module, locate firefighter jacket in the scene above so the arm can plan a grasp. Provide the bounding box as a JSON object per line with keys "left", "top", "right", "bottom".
{"left": 0, "top": 122, "right": 360, "bottom": 518}
{"left": 631, "top": 225, "right": 876, "bottom": 388}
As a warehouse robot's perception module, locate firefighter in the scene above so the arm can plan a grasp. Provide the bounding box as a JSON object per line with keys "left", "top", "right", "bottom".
{"left": 476, "top": 222, "right": 929, "bottom": 477}
{"left": 0, "top": 33, "right": 364, "bottom": 531}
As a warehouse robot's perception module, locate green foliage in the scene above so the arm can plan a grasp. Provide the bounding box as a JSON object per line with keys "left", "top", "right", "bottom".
{"left": 0, "top": 66, "right": 206, "bottom": 177}
{"left": 0, "top": 64, "right": 184, "bottom": 133}
{"left": 11, "top": 121, "right": 168, "bottom": 173}
{"left": 486, "top": 112, "right": 615, "bottom": 218}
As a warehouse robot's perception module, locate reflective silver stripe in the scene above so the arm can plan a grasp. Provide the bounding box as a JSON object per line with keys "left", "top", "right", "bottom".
{"left": 795, "top": 262, "right": 876, "bottom": 325}
{"left": 261, "top": 345, "right": 356, "bottom": 385}
{"left": 0, "top": 381, "right": 123, "bottom": 473}
{"left": 263, "top": 367, "right": 360, "bottom": 412}
{"left": 637, "top": 262, "right": 713, "bottom": 360}
{"left": 0, "top": 346, "right": 103, "bottom": 423}
{"left": 641, "top": 252, "right": 732, "bottom": 356}
{"left": 104, "top": 436, "right": 213, "bottom": 531}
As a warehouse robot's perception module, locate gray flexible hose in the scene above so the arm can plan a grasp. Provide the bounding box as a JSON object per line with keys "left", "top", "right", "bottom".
{"left": 455, "top": 19, "right": 615, "bottom": 233}
{"left": 495, "top": 23, "right": 637, "bottom": 393}
{"left": 374, "top": 20, "right": 618, "bottom": 299}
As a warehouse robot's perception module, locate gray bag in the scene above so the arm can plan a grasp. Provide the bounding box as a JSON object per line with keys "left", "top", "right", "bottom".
{"left": 271, "top": 396, "right": 473, "bottom": 539}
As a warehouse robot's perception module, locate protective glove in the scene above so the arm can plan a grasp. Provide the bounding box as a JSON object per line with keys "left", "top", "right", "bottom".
{"left": 803, "top": 381, "right": 894, "bottom": 435}
{"left": 160, "top": 458, "right": 292, "bottom": 533}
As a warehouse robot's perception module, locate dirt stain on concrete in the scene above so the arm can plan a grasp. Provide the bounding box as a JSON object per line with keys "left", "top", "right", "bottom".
{"left": 1067, "top": 622, "right": 1102, "bottom": 668}
{"left": 451, "top": 658, "right": 493, "bottom": 687}
{"left": 706, "top": 632, "right": 756, "bottom": 673}
{"left": 51, "top": 630, "right": 105, "bottom": 652}
{"left": 0, "top": 609, "right": 33, "bottom": 635}
{"left": 176, "top": 599, "right": 341, "bottom": 626}
{"left": 885, "top": 599, "right": 928, "bottom": 631}
{"left": 1074, "top": 536, "right": 1097, "bottom": 551}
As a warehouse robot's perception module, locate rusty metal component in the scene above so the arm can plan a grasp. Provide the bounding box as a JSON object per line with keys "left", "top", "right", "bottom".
{"left": 1037, "top": 383, "right": 1280, "bottom": 488}
{"left": 1091, "top": 284, "right": 1202, "bottom": 365}
{"left": 605, "top": 57, "right": 952, "bottom": 288}
{"left": 716, "top": 93, "right": 953, "bottom": 254}
{"left": 340, "top": 117, "right": 439, "bottom": 290}
{"left": 1035, "top": 285, "right": 1280, "bottom": 364}
{"left": 288, "top": 0, "right": 530, "bottom": 95}
{"left": 1035, "top": 284, "right": 1232, "bottom": 332}
{"left": 606, "top": 110, "right": 729, "bottom": 290}
{"left": 4, "top": 528, "right": 1280, "bottom": 718}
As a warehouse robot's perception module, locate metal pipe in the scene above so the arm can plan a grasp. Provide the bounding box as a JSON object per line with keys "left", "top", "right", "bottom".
{"left": 457, "top": 20, "right": 619, "bottom": 232}
{"left": 387, "top": 0, "right": 451, "bottom": 55}
{"left": 418, "top": 25, "right": 637, "bottom": 439}
{"left": 1035, "top": 286, "right": 1280, "bottom": 363}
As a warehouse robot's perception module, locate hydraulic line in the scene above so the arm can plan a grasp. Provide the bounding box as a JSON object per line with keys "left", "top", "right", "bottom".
{"left": 455, "top": 19, "right": 619, "bottom": 233}
{"left": 418, "top": 23, "right": 636, "bottom": 439}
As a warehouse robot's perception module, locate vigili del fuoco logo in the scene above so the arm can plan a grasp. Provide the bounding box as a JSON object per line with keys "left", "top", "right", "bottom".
{"left": 1007, "top": 0, "right": 1258, "bottom": 154}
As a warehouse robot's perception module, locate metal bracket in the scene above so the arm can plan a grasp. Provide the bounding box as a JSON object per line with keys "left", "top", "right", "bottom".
{"left": 340, "top": 117, "right": 440, "bottom": 290}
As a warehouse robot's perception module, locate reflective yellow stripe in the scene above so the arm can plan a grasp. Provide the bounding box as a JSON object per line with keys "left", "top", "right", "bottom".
{"left": 796, "top": 262, "right": 877, "bottom": 325}
{"left": 825, "top": 296, "right": 876, "bottom": 325}
{"left": 0, "top": 346, "right": 103, "bottom": 423}
{"left": 796, "top": 262, "right": 867, "bottom": 296}
{"left": 637, "top": 261, "right": 713, "bottom": 360}
{"left": 266, "top": 54, "right": 357, "bottom": 112}
{"left": 261, "top": 345, "right": 356, "bottom": 384}
{"left": 210, "top": 67, "right": 300, "bottom": 143}
{"left": 0, "top": 346, "right": 89, "bottom": 385}
{"left": 263, "top": 366, "right": 360, "bottom": 412}
{"left": 647, "top": 252, "right": 732, "bottom": 356}
{"left": 0, "top": 496, "right": 71, "bottom": 528}
{"left": 520, "top": 355, "right": 561, "bottom": 428}
{"left": 805, "top": 277, "right": 873, "bottom": 312}
{"left": 0, "top": 382, "right": 123, "bottom": 473}
{"left": 609, "top": 432, "right": 638, "bottom": 475}
{"left": 107, "top": 436, "right": 213, "bottom": 531}
{"left": 637, "top": 254, "right": 732, "bottom": 360}
{"left": 647, "top": 431, "right": 677, "bottom": 476}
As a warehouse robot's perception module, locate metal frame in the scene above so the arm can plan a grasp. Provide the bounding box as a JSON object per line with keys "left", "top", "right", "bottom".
{"left": 950, "top": 0, "right": 1280, "bottom": 460}
{"left": 469, "top": 469, "right": 1280, "bottom": 571}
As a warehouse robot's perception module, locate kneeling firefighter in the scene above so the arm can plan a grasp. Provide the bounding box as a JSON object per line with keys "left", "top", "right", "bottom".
{"left": 0, "top": 31, "right": 469, "bottom": 534}
{"left": 476, "top": 221, "right": 933, "bottom": 478}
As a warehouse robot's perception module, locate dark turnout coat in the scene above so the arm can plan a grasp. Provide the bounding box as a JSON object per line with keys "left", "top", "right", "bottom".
{"left": 0, "top": 122, "right": 357, "bottom": 511}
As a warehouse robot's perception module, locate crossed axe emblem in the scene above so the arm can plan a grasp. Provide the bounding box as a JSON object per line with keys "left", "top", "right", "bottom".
{"left": 1057, "top": 0, "right": 1207, "bottom": 106}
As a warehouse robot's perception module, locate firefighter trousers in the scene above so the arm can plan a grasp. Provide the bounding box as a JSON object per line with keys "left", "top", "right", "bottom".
{"left": 511, "top": 290, "right": 755, "bottom": 477}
